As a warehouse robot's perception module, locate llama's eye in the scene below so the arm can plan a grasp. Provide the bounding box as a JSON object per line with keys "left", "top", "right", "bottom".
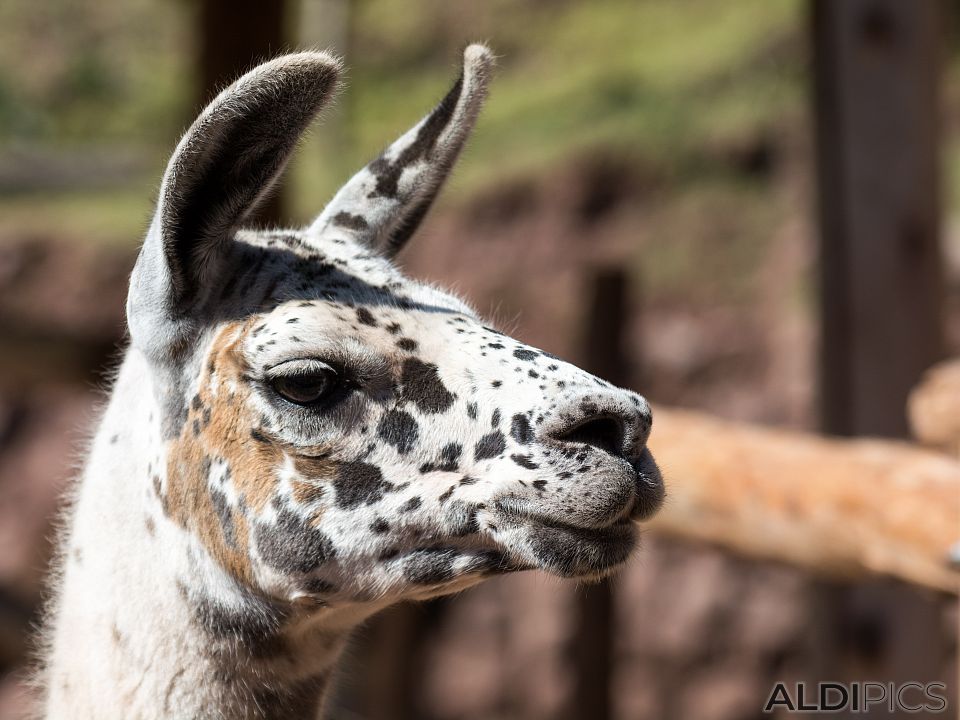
{"left": 267, "top": 360, "right": 339, "bottom": 406}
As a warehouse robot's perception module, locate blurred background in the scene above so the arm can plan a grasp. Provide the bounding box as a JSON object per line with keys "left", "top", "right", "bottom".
{"left": 0, "top": 0, "right": 957, "bottom": 718}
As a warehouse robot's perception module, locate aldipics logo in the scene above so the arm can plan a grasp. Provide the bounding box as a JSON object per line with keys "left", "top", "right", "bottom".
{"left": 763, "top": 682, "right": 948, "bottom": 714}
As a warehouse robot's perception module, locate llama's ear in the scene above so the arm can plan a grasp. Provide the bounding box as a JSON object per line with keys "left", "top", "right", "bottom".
{"left": 128, "top": 52, "right": 340, "bottom": 356}
{"left": 310, "top": 44, "right": 493, "bottom": 257}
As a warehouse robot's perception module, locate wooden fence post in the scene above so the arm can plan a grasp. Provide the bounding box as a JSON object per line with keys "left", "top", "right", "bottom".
{"left": 810, "top": 0, "right": 949, "bottom": 707}
{"left": 196, "top": 0, "right": 288, "bottom": 225}
{"left": 570, "top": 267, "right": 634, "bottom": 720}
{"left": 812, "top": 0, "right": 944, "bottom": 438}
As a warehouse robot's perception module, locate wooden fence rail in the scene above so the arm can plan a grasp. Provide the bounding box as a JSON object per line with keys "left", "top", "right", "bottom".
{"left": 645, "top": 406, "right": 960, "bottom": 594}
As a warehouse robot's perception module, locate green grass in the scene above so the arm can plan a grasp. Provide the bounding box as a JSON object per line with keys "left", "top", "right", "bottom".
{"left": 635, "top": 177, "right": 784, "bottom": 305}
{"left": 292, "top": 0, "right": 805, "bottom": 220}
{"left": 0, "top": 0, "right": 807, "bottom": 242}
{"left": 0, "top": 187, "right": 154, "bottom": 245}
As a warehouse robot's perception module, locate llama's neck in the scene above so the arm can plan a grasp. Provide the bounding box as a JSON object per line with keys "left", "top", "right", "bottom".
{"left": 43, "top": 350, "right": 369, "bottom": 719}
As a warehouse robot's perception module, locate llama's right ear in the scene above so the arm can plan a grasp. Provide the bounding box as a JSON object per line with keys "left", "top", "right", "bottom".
{"left": 128, "top": 52, "right": 340, "bottom": 359}
{"left": 309, "top": 44, "right": 493, "bottom": 258}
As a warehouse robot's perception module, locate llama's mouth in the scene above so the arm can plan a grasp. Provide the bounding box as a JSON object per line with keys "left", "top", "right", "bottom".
{"left": 490, "top": 506, "right": 640, "bottom": 579}
{"left": 519, "top": 517, "right": 638, "bottom": 579}
{"left": 627, "top": 448, "right": 665, "bottom": 521}
{"left": 491, "top": 449, "right": 664, "bottom": 530}
{"left": 483, "top": 450, "right": 663, "bottom": 579}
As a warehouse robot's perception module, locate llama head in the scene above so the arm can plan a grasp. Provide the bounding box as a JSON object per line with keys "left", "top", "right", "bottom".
{"left": 127, "top": 46, "right": 664, "bottom": 610}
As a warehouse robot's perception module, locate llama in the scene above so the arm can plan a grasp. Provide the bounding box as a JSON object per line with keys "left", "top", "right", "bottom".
{"left": 41, "top": 45, "right": 664, "bottom": 719}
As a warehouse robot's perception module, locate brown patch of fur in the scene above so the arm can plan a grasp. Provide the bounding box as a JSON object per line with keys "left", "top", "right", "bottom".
{"left": 292, "top": 455, "right": 334, "bottom": 478}
{"left": 291, "top": 479, "right": 327, "bottom": 505}
{"left": 165, "top": 321, "right": 277, "bottom": 584}
{"left": 291, "top": 455, "right": 335, "bottom": 508}
{"left": 163, "top": 320, "right": 338, "bottom": 585}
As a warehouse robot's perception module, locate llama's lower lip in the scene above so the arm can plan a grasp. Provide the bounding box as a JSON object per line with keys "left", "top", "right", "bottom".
{"left": 490, "top": 476, "right": 648, "bottom": 578}
{"left": 528, "top": 515, "right": 635, "bottom": 538}
{"left": 516, "top": 517, "right": 638, "bottom": 578}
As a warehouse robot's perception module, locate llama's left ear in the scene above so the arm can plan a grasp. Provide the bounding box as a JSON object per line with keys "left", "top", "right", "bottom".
{"left": 128, "top": 52, "right": 340, "bottom": 361}
{"left": 310, "top": 44, "right": 494, "bottom": 257}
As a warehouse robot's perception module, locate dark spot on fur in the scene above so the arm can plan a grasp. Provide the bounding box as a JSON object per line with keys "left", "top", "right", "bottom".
{"left": 402, "top": 548, "right": 458, "bottom": 584}
{"left": 334, "top": 461, "right": 391, "bottom": 509}
{"left": 255, "top": 507, "right": 334, "bottom": 574}
{"left": 510, "top": 454, "right": 539, "bottom": 470}
{"left": 371, "top": 518, "right": 390, "bottom": 534}
{"left": 367, "top": 76, "right": 463, "bottom": 203}
{"left": 474, "top": 431, "right": 506, "bottom": 461}
{"left": 356, "top": 307, "right": 377, "bottom": 326}
{"left": 401, "top": 358, "right": 454, "bottom": 413}
{"left": 189, "top": 589, "right": 289, "bottom": 657}
{"left": 421, "top": 441, "right": 462, "bottom": 474}
{"left": 250, "top": 428, "right": 270, "bottom": 444}
{"left": 532, "top": 479, "right": 548, "bottom": 491}
{"left": 376, "top": 546, "right": 400, "bottom": 562}
{"left": 377, "top": 410, "right": 419, "bottom": 455}
{"left": 447, "top": 502, "right": 480, "bottom": 536}
{"left": 397, "top": 338, "right": 418, "bottom": 352}
{"left": 211, "top": 488, "right": 236, "bottom": 548}
{"left": 437, "top": 442, "right": 462, "bottom": 471}
{"left": 401, "top": 496, "right": 422, "bottom": 512}
{"left": 511, "top": 414, "right": 534, "bottom": 444}
{"left": 331, "top": 211, "right": 369, "bottom": 230}
{"left": 513, "top": 348, "right": 538, "bottom": 362}
{"left": 300, "top": 577, "right": 336, "bottom": 596}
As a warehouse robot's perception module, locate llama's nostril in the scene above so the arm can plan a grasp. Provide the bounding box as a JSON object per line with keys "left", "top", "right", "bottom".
{"left": 554, "top": 415, "right": 626, "bottom": 458}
